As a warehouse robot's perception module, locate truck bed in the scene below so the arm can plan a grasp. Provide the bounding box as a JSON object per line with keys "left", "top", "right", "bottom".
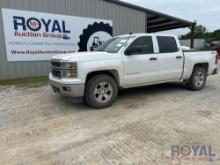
{"left": 182, "top": 50, "right": 217, "bottom": 79}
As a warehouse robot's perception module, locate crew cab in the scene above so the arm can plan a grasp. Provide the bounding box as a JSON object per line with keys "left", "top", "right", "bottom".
{"left": 49, "top": 33, "right": 218, "bottom": 108}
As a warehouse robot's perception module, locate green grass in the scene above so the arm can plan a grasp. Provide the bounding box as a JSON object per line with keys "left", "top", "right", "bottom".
{"left": 0, "top": 76, "right": 49, "bottom": 87}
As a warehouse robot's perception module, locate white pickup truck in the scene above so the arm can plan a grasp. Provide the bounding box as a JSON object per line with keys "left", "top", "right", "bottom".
{"left": 49, "top": 33, "right": 218, "bottom": 108}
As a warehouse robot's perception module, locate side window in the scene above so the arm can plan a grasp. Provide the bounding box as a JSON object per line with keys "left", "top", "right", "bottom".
{"left": 157, "top": 36, "right": 178, "bottom": 53}
{"left": 125, "top": 36, "right": 154, "bottom": 55}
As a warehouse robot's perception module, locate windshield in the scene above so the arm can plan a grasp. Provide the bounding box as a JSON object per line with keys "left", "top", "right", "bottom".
{"left": 97, "top": 36, "right": 134, "bottom": 53}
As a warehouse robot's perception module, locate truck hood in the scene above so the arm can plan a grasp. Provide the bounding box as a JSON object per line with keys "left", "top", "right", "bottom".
{"left": 51, "top": 52, "right": 119, "bottom": 62}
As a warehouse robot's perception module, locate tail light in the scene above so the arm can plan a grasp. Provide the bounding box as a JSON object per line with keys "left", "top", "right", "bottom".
{"left": 213, "top": 51, "right": 218, "bottom": 64}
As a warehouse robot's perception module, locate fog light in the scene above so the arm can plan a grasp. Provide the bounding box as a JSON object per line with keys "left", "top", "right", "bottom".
{"left": 63, "top": 86, "right": 71, "bottom": 92}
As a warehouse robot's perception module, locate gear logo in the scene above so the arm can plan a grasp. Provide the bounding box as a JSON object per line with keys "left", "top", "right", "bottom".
{"left": 78, "top": 22, "right": 113, "bottom": 52}
{"left": 27, "top": 17, "right": 41, "bottom": 31}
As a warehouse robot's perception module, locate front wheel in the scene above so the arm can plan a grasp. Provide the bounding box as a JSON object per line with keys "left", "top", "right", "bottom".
{"left": 84, "top": 74, "right": 118, "bottom": 109}
{"left": 186, "top": 67, "right": 207, "bottom": 91}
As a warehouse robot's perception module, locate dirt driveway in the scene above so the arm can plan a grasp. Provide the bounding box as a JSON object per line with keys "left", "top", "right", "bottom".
{"left": 0, "top": 65, "right": 220, "bottom": 165}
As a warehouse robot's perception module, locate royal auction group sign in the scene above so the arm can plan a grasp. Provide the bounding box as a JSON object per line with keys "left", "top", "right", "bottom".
{"left": 2, "top": 8, "right": 113, "bottom": 61}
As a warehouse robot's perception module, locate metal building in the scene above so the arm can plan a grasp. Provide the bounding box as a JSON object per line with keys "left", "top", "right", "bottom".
{"left": 0, "top": 0, "right": 195, "bottom": 80}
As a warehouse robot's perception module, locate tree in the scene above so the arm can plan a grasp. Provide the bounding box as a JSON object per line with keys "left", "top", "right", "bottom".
{"left": 180, "top": 25, "right": 220, "bottom": 44}
{"left": 180, "top": 24, "right": 207, "bottom": 40}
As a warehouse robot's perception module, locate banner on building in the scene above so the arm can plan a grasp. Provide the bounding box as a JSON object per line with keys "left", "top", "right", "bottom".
{"left": 2, "top": 8, "right": 113, "bottom": 61}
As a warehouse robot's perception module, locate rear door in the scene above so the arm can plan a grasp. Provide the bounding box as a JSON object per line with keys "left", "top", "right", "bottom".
{"left": 156, "top": 36, "right": 184, "bottom": 81}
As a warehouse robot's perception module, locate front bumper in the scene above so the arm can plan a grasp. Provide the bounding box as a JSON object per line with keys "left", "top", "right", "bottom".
{"left": 50, "top": 80, "right": 85, "bottom": 98}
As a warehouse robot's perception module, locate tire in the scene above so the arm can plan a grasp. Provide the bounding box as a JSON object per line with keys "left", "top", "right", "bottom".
{"left": 186, "top": 67, "right": 207, "bottom": 91}
{"left": 84, "top": 74, "right": 118, "bottom": 109}
{"left": 78, "top": 22, "right": 113, "bottom": 52}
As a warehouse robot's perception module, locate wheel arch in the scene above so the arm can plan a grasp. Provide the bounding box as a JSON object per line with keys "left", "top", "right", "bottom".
{"left": 86, "top": 70, "right": 120, "bottom": 86}
{"left": 193, "top": 63, "right": 209, "bottom": 73}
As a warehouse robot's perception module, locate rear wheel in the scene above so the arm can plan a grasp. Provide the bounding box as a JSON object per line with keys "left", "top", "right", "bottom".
{"left": 84, "top": 74, "right": 118, "bottom": 109}
{"left": 186, "top": 67, "right": 207, "bottom": 91}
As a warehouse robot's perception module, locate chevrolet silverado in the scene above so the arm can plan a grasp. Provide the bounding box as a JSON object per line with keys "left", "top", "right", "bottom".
{"left": 49, "top": 33, "right": 218, "bottom": 108}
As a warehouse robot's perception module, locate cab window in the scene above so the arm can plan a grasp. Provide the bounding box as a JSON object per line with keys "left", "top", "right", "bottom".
{"left": 125, "top": 36, "right": 154, "bottom": 55}
{"left": 157, "top": 36, "right": 178, "bottom": 53}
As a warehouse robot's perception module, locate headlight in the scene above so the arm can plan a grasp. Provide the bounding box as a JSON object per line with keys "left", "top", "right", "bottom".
{"left": 63, "top": 62, "right": 77, "bottom": 69}
{"left": 63, "top": 70, "right": 78, "bottom": 78}
{"left": 62, "top": 62, "right": 78, "bottom": 78}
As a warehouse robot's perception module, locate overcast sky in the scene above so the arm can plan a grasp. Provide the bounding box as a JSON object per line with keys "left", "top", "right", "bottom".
{"left": 122, "top": 0, "right": 220, "bottom": 36}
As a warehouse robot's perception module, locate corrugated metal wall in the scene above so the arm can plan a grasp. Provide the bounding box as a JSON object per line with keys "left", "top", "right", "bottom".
{"left": 0, "top": 0, "right": 146, "bottom": 80}
{"left": 180, "top": 39, "right": 206, "bottom": 49}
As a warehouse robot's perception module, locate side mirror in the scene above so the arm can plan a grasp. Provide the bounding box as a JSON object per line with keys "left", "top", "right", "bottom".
{"left": 125, "top": 47, "right": 142, "bottom": 56}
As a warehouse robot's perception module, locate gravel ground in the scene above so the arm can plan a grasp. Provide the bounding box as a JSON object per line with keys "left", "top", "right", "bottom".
{"left": 0, "top": 65, "right": 220, "bottom": 165}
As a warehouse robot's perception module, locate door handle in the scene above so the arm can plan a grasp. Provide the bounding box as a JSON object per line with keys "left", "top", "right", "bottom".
{"left": 176, "top": 56, "right": 183, "bottom": 59}
{"left": 149, "top": 57, "right": 158, "bottom": 61}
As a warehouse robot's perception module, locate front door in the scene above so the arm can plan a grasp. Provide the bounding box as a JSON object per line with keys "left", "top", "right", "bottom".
{"left": 123, "top": 36, "right": 158, "bottom": 87}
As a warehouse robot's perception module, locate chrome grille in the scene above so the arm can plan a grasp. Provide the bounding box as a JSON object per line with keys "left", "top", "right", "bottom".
{"left": 52, "top": 69, "right": 61, "bottom": 78}
{"left": 51, "top": 61, "right": 62, "bottom": 78}
{"left": 51, "top": 61, "right": 61, "bottom": 67}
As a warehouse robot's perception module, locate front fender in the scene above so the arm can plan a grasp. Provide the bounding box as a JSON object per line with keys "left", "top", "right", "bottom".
{"left": 78, "top": 60, "right": 124, "bottom": 86}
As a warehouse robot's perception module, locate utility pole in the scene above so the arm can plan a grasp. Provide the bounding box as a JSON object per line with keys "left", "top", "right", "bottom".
{"left": 190, "top": 22, "right": 196, "bottom": 49}
{"left": 204, "top": 27, "right": 208, "bottom": 48}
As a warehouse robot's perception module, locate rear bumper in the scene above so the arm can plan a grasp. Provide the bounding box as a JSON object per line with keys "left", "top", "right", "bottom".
{"left": 50, "top": 80, "right": 85, "bottom": 97}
